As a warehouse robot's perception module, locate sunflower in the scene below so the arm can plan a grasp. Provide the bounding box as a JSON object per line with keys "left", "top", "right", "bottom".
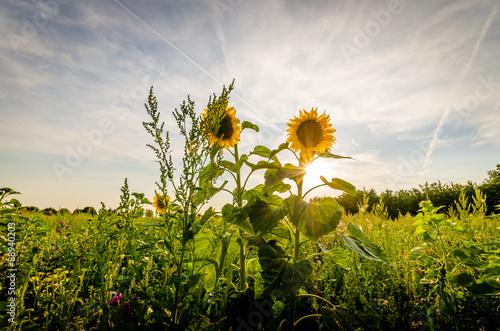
{"left": 286, "top": 108, "right": 336, "bottom": 162}
{"left": 202, "top": 106, "right": 241, "bottom": 149}
{"left": 153, "top": 194, "right": 170, "bottom": 214}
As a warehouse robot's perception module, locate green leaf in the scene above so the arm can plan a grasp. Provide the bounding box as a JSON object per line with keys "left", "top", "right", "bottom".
{"left": 413, "top": 225, "right": 427, "bottom": 237}
{"left": 283, "top": 195, "right": 308, "bottom": 229}
{"left": 484, "top": 265, "right": 500, "bottom": 279}
{"left": 468, "top": 280, "right": 500, "bottom": 296}
{"left": 222, "top": 203, "right": 252, "bottom": 233}
{"left": 210, "top": 145, "right": 222, "bottom": 162}
{"left": 347, "top": 222, "right": 370, "bottom": 242}
{"left": 246, "top": 199, "right": 284, "bottom": 236}
{"left": 305, "top": 198, "right": 343, "bottom": 240}
{"left": 451, "top": 249, "right": 469, "bottom": 260}
{"left": 258, "top": 242, "right": 313, "bottom": 296}
{"left": 326, "top": 247, "right": 351, "bottom": 268}
{"left": 220, "top": 154, "right": 249, "bottom": 173}
{"left": 243, "top": 184, "right": 288, "bottom": 208}
{"left": 318, "top": 151, "right": 355, "bottom": 160}
{"left": 269, "top": 142, "right": 289, "bottom": 160}
{"left": 264, "top": 163, "right": 306, "bottom": 187}
{"left": 283, "top": 196, "right": 343, "bottom": 240}
{"left": 321, "top": 307, "right": 339, "bottom": 329}
{"left": 245, "top": 160, "right": 280, "bottom": 172}
{"left": 199, "top": 207, "right": 216, "bottom": 226}
{"left": 249, "top": 145, "right": 274, "bottom": 159}
{"left": 341, "top": 223, "right": 393, "bottom": 265}
{"left": 453, "top": 272, "right": 474, "bottom": 287}
{"left": 319, "top": 177, "right": 356, "bottom": 195}
{"left": 241, "top": 121, "right": 259, "bottom": 132}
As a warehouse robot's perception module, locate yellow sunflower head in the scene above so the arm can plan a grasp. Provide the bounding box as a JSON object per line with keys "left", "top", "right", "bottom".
{"left": 202, "top": 106, "right": 241, "bottom": 149}
{"left": 286, "top": 108, "right": 336, "bottom": 163}
{"left": 153, "top": 194, "right": 170, "bottom": 214}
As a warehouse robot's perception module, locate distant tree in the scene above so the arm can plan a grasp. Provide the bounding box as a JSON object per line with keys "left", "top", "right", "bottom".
{"left": 58, "top": 208, "right": 71, "bottom": 215}
{"left": 42, "top": 207, "right": 57, "bottom": 216}
{"left": 81, "top": 206, "right": 97, "bottom": 216}
{"left": 21, "top": 206, "right": 40, "bottom": 213}
{"left": 73, "top": 208, "right": 83, "bottom": 215}
{"left": 485, "top": 164, "right": 500, "bottom": 184}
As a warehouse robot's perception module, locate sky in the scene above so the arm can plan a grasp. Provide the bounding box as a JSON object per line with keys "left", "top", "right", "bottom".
{"left": 1, "top": 0, "right": 499, "bottom": 212}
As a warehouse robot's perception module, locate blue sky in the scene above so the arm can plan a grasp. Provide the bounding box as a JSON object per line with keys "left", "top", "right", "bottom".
{"left": 1, "top": 0, "right": 499, "bottom": 211}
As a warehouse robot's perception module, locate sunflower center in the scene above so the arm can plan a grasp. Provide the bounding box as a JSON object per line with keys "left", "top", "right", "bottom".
{"left": 216, "top": 114, "right": 234, "bottom": 140}
{"left": 296, "top": 120, "right": 323, "bottom": 148}
{"left": 157, "top": 199, "right": 165, "bottom": 209}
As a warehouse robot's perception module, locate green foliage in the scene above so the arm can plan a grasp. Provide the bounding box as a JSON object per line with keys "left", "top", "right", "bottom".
{"left": 1, "top": 187, "right": 499, "bottom": 330}
{"left": 42, "top": 207, "right": 57, "bottom": 216}
{"left": 336, "top": 174, "right": 500, "bottom": 218}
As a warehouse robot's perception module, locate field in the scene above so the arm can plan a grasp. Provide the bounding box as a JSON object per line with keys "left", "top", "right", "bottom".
{"left": 2, "top": 85, "right": 500, "bottom": 330}
{"left": 1, "top": 186, "right": 499, "bottom": 330}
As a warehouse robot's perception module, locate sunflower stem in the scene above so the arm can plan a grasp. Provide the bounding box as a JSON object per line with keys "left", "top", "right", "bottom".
{"left": 234, "top": 144, "right": 247, "bottom": 291}
{"left": 289, "top": 174, "right": 304, "bottom": 330}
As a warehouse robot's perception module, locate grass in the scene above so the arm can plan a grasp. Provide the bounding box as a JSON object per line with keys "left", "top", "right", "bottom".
{"left": 1, "top": 198, "right": 499, "bottom": 330}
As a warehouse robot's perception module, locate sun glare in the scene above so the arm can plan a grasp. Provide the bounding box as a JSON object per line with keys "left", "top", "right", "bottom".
{"left": 305, "top": 159, "right": 329, "bottom": 186}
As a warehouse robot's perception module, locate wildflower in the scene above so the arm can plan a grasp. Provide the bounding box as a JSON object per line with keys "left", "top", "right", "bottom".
{"left": 66, "top": 225, "right": 69, "bottom": 229}
{"left": 286, "top": 108, "right": 336, "bottom": 163}
{"left": 202, "top": 106, "right": 241, "bottom": 149}
{"left": 79, "top": 257, "right": 85, "bottom": 261}
{"left": 61, "top": 222, "right": 64, "bottom": 226}
{"left": 55, "top": 246, "right": 60, "bottom": 250}
{"left": 108, "top": 293, "right": 122, "bottom": 306}
{"left": 477, "top": 317, "right": 487, "bottom": 325}
{"left": 121, "top": 302, "right": 134, "bottom": 316}
{"left": 420, "top": 298, "right": 426, "bottom": 302}
{"left": 153, "top": 194, "right": 169, "bottom": 214}
{"left": 54, "top": 256, "right": 61, "bottom": 260}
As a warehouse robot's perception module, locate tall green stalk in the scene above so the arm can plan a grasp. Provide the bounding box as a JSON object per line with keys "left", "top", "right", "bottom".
{"left": 289, "top": 172, "right": 304, "bottom": 330}
{"left": 234, "top": 144, "right": 247, "bottom": 291}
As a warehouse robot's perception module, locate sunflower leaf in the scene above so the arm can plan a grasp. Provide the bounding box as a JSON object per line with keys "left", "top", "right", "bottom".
{"left": 241, "top": 121, "right": 259, "bottom": 132}
{"left": 244, "top": 160, "right": 280, "bottom": 172}
{"left": 282, "top": 196, "right": 342, "bottom": 240}
{"left": 269, "top": 142, "right": 289, "bottom": 159}
{"left": 220, "top": 155, "right": 248, "bottom": 173}
{"left": 243, "top": 183, "right": 288, "bottom": 208}
{"left": 258, "top": 242, "right": 313, "bottom": 296}
{"left": 245, "top": 199, "right": 284, "bottom": 236}
{"left": 249, "top": 145, "right": 279, "bottom": 161}
{"left": 222, "top": 203, "right": 253, "bottom": 233}
{"left": 318, "top": 151, "right": 355, "bottom": 160}
{"left": 341, "top": 223, "right": 393, "bottom": 265}
{"left": 320, "top": 176, "right": 356, "bottom": 195}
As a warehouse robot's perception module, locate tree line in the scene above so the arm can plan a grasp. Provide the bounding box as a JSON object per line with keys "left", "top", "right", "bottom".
{"left": 19, "top": 164, "right": 500, "bottom": 220}
{"left": 334, "top": 164, "right": 500, "bottom": 219}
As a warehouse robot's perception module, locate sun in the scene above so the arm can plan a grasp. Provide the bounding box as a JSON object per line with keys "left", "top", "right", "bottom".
{"left": 304, "top": 159, "right": 329, "bottom": 186}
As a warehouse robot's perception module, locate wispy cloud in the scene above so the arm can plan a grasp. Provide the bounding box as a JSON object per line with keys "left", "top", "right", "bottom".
{"left": 1, "top": 0, "right": 499, "bottom": 208}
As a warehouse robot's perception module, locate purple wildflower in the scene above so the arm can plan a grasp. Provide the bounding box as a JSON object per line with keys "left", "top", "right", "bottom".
{"left": 108, "top": 293, "right": 122, "bottom": 306}
{"left": 66, "top": 225, "right": 70, "bottom": 229}
{"left": 55, "top": 246, "right": 60, "bottom": 250}
{"left": 477, "top": 317, "right": 487, "bottom": 325}
{"left": 61, "top": 222, "right": 64, "bottom": 226}
{"left": 79, "top": 257, "right": 85, "bottom": 261}
{"left": 54, "top": 256, "right": 61, "bottom": 260}
{"left": 121, "top": 302, "right": 133, "bottom": 316}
